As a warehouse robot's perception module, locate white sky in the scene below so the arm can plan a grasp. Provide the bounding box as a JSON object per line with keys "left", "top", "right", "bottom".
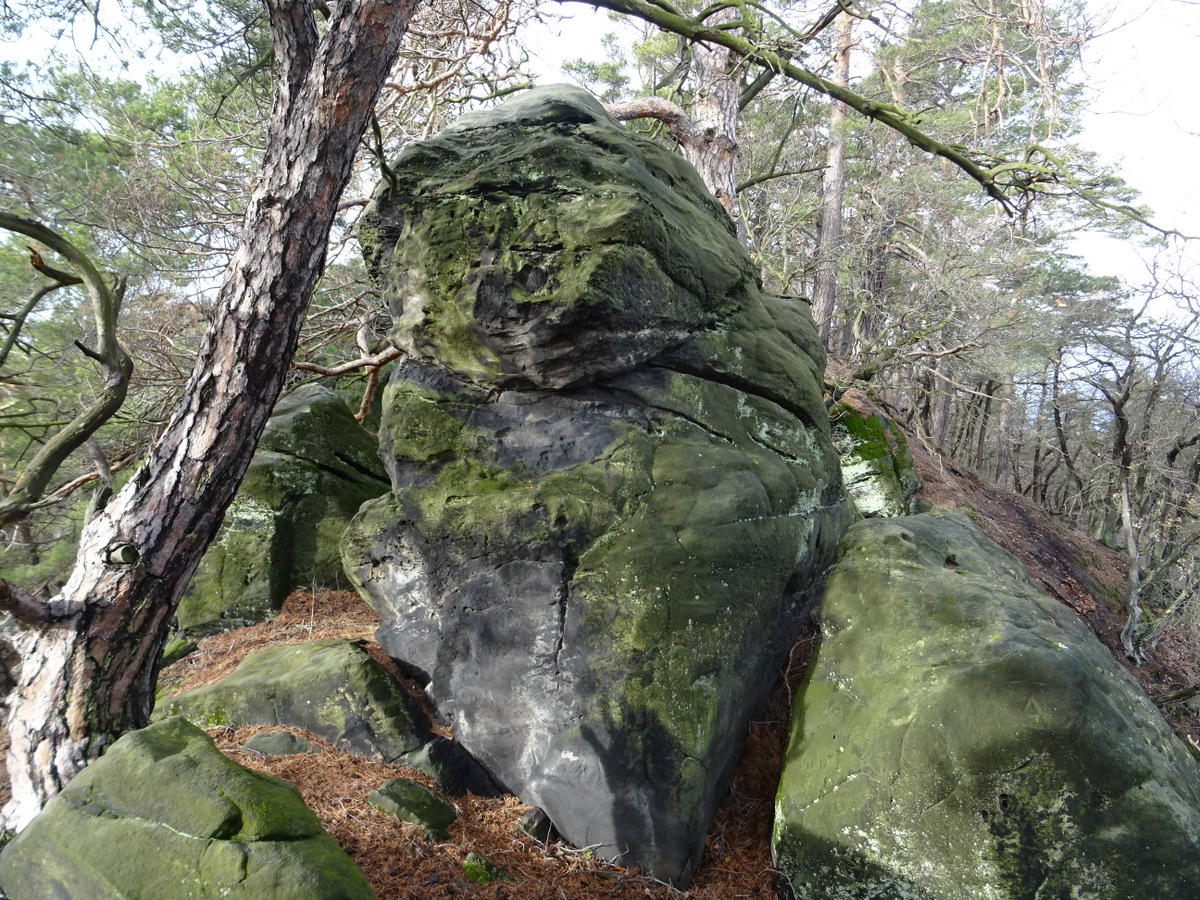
{"left": 1071, "top": 0, "right": 1200, "bottom": 282}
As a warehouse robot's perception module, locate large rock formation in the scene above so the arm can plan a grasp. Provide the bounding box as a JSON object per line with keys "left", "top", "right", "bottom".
{"left": 0, "top": 717, "right": 376, "bottom": 900}
{"left": 174, "top": 385, "right": 389, "bottom": 640}
{"left": 773, "top": 511, "right": 1200, "bottom": 899}
{"left": 342, "top": 85, "right": 851, "bottom": 884}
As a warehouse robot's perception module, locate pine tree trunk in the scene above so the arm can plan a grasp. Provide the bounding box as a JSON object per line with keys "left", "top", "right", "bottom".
{"left": 603, "top": 7, "right": 744, "bottom": 239}
{"left": 0, "top": 0, "right": 419, "bottom": 832}
{"left": 809, "top": 11, "right": 852, "bottom": 346}
{"left": 993, "top": 374, "right": 1015, "bottom": 487}
{"left": 684, "top": 6, "right": 741, "bottom": 230}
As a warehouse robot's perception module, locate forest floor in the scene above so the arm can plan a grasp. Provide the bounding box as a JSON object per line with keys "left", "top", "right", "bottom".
{"left": 148, "top": 390, "right": 1200, "bottom": 900}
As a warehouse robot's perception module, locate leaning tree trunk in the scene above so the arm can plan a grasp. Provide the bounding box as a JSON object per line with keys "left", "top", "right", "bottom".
{"left": 0, "top": 0, "right": 420, "bottom": 832}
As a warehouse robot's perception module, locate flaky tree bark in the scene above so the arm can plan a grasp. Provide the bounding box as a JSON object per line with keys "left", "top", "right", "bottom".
{"left": 809, "top": 10, "right": 852, "bottom": 347}
{"left": 0, "top": 0, "right": 420, "bottom": 832}
{"left": 606, "top": 7, "right": 743, "bottom": 238}
{"left": 681, "top": 5, "right": 740, "bottom": 222}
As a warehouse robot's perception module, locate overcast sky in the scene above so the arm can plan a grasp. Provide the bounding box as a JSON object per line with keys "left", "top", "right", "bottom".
{"left": 1071, "top": 0, "right": 1200, "bottom": 282}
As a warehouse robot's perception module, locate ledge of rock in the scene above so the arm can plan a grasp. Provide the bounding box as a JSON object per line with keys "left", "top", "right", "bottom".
{"left": 0, "top": 717, "right": 376, "bottom": 900}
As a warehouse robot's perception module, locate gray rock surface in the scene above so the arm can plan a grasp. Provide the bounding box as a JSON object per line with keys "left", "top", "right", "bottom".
{"left": 367, "top": 777, "right": 457, "bottom": 839}
{"left": 0, "top": 717, "right": 376, "bottom": 900}
{"left": 773, "top": 511, "right": 1200, "bottom": 899}
{"left": 342, "top": 84, "right": 851, "bottom": 885}
{"left": 244, "top": 730, "right": 317, "bottom": 756}
{"left": 174, "top": 384, "right": 389, "bottom": 639}
{"left": 155, "top": 638, "right": 423, "bottom": 763}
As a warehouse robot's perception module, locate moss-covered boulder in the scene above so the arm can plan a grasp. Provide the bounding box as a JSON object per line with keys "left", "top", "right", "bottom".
{"left": 342, "top": 85, "right": 852, "bottom": 885}
{"left": 773, "top": 511, "right": 1200, "bottom": 899}
{"left": 830, "top": 397, "right": 921, "bottom": 518}
{"left": 0, "top": 717, "right": 376, "bottom": 900}
{"left": 155, "top": 639, "right": 423, "bottom": 763}
{"left": 175, "top": 384, "right": 389, "bottom": 639}
{"left": 367, "top": 777, "right": 457, "bottom": 839}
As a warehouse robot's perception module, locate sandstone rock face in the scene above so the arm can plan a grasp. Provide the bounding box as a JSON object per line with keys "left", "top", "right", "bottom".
{"left": 830, "top": 397, "right": 921, "bottom": 518}
{"left": 367, "top": 777, "right": 457, "bottom": 839}
{"left": 0, "top": 717, "right": 376, "bottom": 900}
{"left": 342, "top": 85, "right": 851, "bottom": 884}
{"left": 175, "top": 385, "right": 389, "bottom": 639}
{"left": 773, "top": 511, "right": 1200, "bottom": 899}
{"left": 156, "top": 639, "right": 424, "bottom": 763}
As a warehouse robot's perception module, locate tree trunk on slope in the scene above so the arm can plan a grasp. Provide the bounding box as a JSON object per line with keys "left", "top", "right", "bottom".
{"left": 0, "top": 0, "right": 419, "bottom": 832}
{"left": 809, "top": 11, "right": 852, "bottom": 347}
{"left": 993, "top": 373, "right": 1015, "bottom": 487}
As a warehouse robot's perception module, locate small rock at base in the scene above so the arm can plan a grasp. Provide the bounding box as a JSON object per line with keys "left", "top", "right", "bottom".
{"left": 244, "top": 731, "right": 317, "bottom": 756}
{"left": 367, "top": 777, "right": 456, "bottom": 840}
{"left": 517, "top": 807, "right": 559, "bottom": 843}
{"left": 462, "top": 852, "right": 514, "bottom": 884}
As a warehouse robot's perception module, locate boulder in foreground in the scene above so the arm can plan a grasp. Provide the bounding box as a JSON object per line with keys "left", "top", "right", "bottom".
{"left": 155, "top": 638, "right": 424, "bottom": 763}
{"left": 773, "top": 511, "right": 1200, "bottom": 899}
{"left": 0, "top": 717, "right": 376, "bottom": 900}
{"left": 344, "top": 84, "right": 852, "bottom": 885}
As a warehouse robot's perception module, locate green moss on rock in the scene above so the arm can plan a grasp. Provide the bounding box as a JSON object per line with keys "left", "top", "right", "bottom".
{"left": 0, "top": 717, "right": 376, "bottom": 900}
{"left": 367, "top": 777, "right": 456, "bottom": 839}
{"left": 345, "top": 85, "right": 853, "bottom": 886}
{"left": 830, "top": 403, "right": 921, "bottom": 518}
{"left": 155, "top": 639, "right": 424, "bottom": 763}
{"left": 461, "top": 852, "right": 513, "bottom": 883}
{"left": 773, "top": 511, "right": 1200, "bottom": 899}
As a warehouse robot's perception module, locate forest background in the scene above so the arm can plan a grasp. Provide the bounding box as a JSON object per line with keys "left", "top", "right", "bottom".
{"left": 0, "top": 0, "right": 1198, "bottom": 825}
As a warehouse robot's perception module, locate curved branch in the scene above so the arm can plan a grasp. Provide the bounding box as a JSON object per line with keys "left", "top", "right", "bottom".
{"left": 290, "top": 343, "right": 402, "bottom": 377}
{"left": 0, "top": 283, "right": 61, "bottom": 371}
{"left": 737, "top": 164, "right": 824, "bottom": 192}
{"left": 0, "top": 579, "right": 55, "bottom": 627}
{"left": 605, "top": 96, "right": 706, "bottom": 145}
{"left": 292, "top": 345, "right": 404, "bottom": 422}
{"left": 0, "top": 215, "right": 133, "bottom": 529}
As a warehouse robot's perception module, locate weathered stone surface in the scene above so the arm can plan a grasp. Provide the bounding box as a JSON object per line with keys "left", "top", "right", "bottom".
{"left": 367, "top": 777, "right": 457, "bottom": 839}
{"left": 0, "top": 717, "right": 376, "bottom": 900}
{"left": 830, "top": 395, "right": 921, "bottom": 518}
{"left": 175, "top": 384, "right": 389, "bottom": 639}
{"left": 343, "top": 85, "right": 851, "bottom": 885}
{"left": 773, "top": 511, "right": 1200, "bottom": 899}
{"left": 402, "top": 736, "right": 502, "bottom": 797}
{"left": 244, "top": 730, "right": 317, "bottom": 756}
{"left": 155, "top": 639, "right": 423, "bottom": 763}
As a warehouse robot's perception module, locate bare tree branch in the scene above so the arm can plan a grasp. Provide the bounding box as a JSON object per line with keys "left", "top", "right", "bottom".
{"left": 0, "top": 214, "right": 133, "bottom": 529}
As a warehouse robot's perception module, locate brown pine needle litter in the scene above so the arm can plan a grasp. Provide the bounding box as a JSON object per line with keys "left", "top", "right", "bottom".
{"left": 178, "top": 589, "right": 813, "bottom": 900}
